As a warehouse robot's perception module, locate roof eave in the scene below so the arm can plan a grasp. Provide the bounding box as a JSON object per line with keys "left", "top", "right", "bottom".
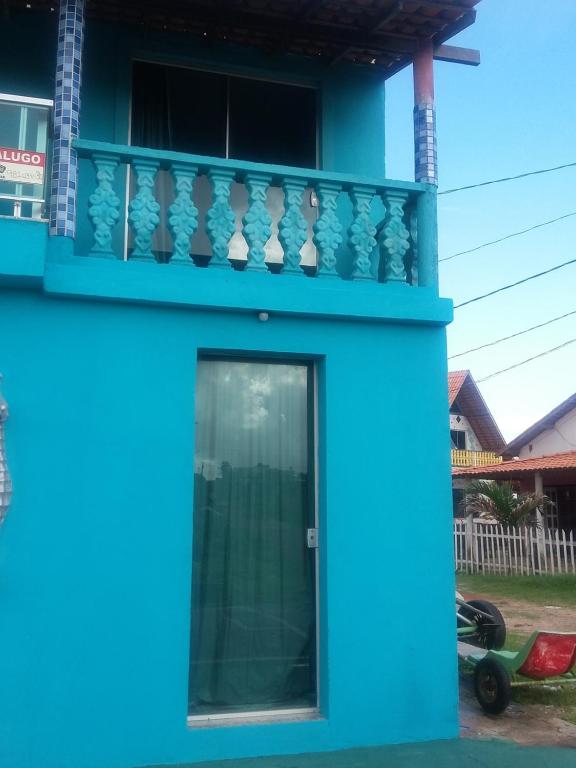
{"left": 505, "top": 393, "right": 576, "bottom": 455}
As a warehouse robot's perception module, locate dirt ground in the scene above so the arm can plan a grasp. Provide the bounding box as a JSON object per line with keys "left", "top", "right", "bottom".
{"left": 459, "top": 591, "right": 576, "bottom": 748}
{"left": 490, "top": 597, "right": 576, "bottom": 634}
{"left": 460, "top": 677, "right": 576, "bottom": 748}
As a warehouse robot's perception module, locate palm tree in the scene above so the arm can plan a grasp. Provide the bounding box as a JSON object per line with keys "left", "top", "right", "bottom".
{"left": 461, "top": 480, "right": 549, "bottom": 528}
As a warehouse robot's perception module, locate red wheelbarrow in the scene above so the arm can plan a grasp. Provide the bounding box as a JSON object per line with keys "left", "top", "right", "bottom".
{"left": 459, "top": 631, "right": 576, "bottom": 714}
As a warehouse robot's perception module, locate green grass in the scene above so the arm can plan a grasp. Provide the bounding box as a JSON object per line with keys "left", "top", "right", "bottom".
{"left": 503, "top": 631, "right": 531, "bottom": 651}
{"left": 458, "top": 573, "right": 576, "bottom": 726}
{"left": 457, "top": 573, "right": 576, "bottom": 607}
{"left": 514, "top": 684, "right": 576, "bottom": 708}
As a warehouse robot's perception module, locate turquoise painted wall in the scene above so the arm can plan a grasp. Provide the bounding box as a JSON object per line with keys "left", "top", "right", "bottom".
{"left": 0, "top": 12, "right": 456, "bottom": 768}
{"left": 0, "top": 15, "right": 56, "bottom": 100}
{"left": 0, "top": 288, "right": 457, "bottom": 768}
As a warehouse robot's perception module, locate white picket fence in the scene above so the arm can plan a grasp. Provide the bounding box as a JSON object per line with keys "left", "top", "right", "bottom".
{"left": 454, "top": 519, "right": 576, "bottom": 575}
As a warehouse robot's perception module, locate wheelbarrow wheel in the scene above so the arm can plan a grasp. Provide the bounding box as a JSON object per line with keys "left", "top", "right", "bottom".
{"left": 474, "top": 658, "right": 511, "bottom": 715}
{"left": 459, "top": 599, "right": 506, "bottom": 650}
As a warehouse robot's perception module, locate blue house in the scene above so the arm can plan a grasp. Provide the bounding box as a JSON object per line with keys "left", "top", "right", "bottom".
{"left": 0, "top": 2, "right": 480, "bottom": 767}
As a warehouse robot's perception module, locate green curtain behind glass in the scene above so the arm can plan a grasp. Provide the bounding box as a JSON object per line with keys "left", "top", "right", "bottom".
{"left": 189, "top": 360, "right": 316, "bottom": 714}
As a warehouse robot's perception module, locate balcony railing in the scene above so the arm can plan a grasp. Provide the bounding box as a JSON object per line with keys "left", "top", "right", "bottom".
{"left": 451, "top": 450, "right": 503, "bottom": 468}
{"left": 75, "top": 140, "right": 436, "bottom": 286}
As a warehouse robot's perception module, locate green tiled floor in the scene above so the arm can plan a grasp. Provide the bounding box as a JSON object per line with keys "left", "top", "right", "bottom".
{"left": 143, "top": 739, "right": 575, "bottom": 768}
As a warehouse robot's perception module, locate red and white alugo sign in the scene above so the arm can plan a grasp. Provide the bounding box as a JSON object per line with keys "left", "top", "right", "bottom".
{"left": 0, "top": 147, "right": 46, "bottom": 185}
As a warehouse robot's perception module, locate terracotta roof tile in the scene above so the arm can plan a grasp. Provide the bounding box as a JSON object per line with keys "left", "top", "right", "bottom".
{"left": 452, "top": 450, "right": 576, "bottom": 478}
{"left": 448, "top": 370, "right": 506, "bottom": 453}
{"left": 448, "top": 370, "right": 469, "bottom": 407}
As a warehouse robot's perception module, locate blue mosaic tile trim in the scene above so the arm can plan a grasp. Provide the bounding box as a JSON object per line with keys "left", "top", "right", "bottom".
{"left": 49, "top": 0, "right": 85, "bottom": 238}
{"left": 413, "top": 103, "right": 437, "bottom": 186}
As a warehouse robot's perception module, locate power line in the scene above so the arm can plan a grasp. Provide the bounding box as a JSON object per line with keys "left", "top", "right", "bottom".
{"left": 439, "top": 160, "right": 576, "bottom": 196}
{"left": 454, "top": 257, "right": 576, "bottom": 309}
{"left": 449, "top": 308, "right": 576, "bottom": 359}
{"left": 451, "top": 310, "right": 576, "bottom": 358}
{"left": 440, "top": 211, "right": 576, "bottom": 263}
{"left": 477, "top": 337, "right": 576, "bottom": 383}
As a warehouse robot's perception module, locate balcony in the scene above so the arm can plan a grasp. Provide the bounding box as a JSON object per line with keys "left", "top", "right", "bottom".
{"left": 0, "top": 0, "right": 476, "bottom": 330}
{"left": 74, "top": 140, "right": 436, "bottom": 280}
{"left": 451, "top": 450, "right": 503, "bottom": 468}
{"left": 2, "top": 138, "right": 450, "bottom": 325}
{"left": 43, "top": 139, "right": 450, "bottom": 323}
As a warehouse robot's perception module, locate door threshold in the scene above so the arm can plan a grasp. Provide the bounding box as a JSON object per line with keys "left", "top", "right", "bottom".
{"left": 188, "top": 707, "right": 321, "bottom": 728}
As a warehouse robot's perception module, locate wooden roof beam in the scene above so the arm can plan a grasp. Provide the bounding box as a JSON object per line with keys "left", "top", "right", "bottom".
{"left": 106, "top": 0, "right": 469, "bottom": 51}
{"left": 383, "top": 7, "right": 476, "bottom": 79}
{"left": 181, "top": 9, "right": 421, "bottom": 55}
{"left": 432, "top": 8, "right": 476, "bottom": 43}
{"left": 296, "top": 0, "right": 322, "bottom": 22}
{"left": 372, "top": 0, "right": 406, "bottom": 32}
{"left": 434, "top": 44, "right": 480, "bottom": 65}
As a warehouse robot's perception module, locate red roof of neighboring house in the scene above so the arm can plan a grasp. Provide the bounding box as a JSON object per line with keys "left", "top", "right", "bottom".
{"left": 448, "top": 370, "right": 469, "bottom": 407}
{"left": 504, "top": 392, "right": 576, "bottom": 457}
{"left": 448, "top": 370, "right": 506, "bottom": 454}
{"left": 452, "top": 450, "right": 576, "bottom": 478}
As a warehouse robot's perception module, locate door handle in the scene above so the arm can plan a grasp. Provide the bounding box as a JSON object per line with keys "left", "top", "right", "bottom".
{"left": 307, "top": 528, "right": 319, "bottom": 549}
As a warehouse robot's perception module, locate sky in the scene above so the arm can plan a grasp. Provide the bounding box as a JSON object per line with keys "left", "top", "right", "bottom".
{"left": 385, "top": 0, "right": 576, "bottom": 442}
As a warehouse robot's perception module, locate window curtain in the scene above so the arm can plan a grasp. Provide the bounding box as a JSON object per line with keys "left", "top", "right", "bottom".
{"left": 130, "top": 63, "right": 228, "bottom": 261}
{"left": 189, "top": 360, "right": 316, "bottom": 714}
{"left": 129, "top": 62, "right": 319, "bottom": 266}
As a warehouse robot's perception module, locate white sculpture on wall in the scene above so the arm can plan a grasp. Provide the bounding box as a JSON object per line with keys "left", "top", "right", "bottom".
{"left": 0, "top": 378, "right": 12, "bottom": 525}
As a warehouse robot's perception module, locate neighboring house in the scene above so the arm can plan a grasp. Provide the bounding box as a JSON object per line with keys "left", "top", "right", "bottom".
{"left": 454, "top": 392, "right": 576, "bottom": 532}
{"left": 0, "top": 3, "right": 481, "bottom": 768}
{"left": 504, "top": 392, "right": 576, "bottom": 460}
{"left": 448, "top": 370, "right": 506, "bottom": 514}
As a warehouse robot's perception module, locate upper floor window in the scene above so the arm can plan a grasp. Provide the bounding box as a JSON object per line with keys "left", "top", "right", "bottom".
{"left": 450, "top": 430, "right": 466, "bottom": 450}
{"left": 0, "top": 93, "right": 52, "bottom": 220}
{"left": 128, "top": 62, "right": 320, "bottom": 267}
{"left": 130, "top": 61, "right": 318, "bottom": 168}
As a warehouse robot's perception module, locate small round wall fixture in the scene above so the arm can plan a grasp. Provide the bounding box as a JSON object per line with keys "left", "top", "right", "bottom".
{"left": 258, "top": 311, "right": 269, "bottom": 322}
{"left": 0, "top": 377, "right": 12, "bottom": 525}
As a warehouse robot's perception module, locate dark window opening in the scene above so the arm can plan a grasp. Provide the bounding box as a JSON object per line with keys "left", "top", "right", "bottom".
{"left": 451, "top": 430, "right": 466, "bottom": 450}
{"left": 453, "top": 488, "right": 466, "bottom": 517}
{"left": 228, "top": 76, "right": 317, "bottom": 167}
{"left": 131, "top": 63, "right": 227, "bottom": 157}
{"left": 131, "top": 61, "right": 318, "bottom": 168}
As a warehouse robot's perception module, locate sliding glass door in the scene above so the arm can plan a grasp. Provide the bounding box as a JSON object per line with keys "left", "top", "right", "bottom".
{"left": 189, "top": 359, "right": 317, "bottom": 717}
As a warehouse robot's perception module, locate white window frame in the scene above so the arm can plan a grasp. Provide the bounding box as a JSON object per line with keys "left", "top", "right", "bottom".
{"left": 0, "top": 92, "right": 53, "bottom": 220}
